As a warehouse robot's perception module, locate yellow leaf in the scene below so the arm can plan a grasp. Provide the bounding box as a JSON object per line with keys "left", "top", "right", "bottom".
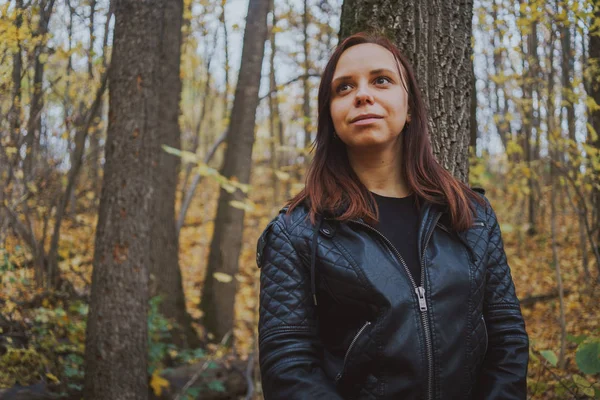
{"left": 213, "top": 272, "right": 233, "bottom": 283}
{"left": 150, "top": 370, "right": 169, "bottom": 396}
{"left": 26, "top": 182, "right": 38, "bottom": 194}
{"left": 46, "top": 373, "right": 59, "bottom": 383}
{"left": 5, "top": 146, "right": 17, "bottom": 156}
{"left": 229, "top": 200, "right": 254, "bottom": 212}
{"left": 274, "top": 170, "right": 290, "bottom": 181}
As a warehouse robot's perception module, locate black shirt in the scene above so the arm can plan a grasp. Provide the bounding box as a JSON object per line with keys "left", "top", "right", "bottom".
{"left": 371, "top": 192, "right": 421, "bottom": 286}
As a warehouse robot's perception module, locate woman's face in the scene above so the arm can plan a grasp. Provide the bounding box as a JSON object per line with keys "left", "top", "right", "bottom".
{"left": 330, "top": 43, "right": 410, "bottom": 150}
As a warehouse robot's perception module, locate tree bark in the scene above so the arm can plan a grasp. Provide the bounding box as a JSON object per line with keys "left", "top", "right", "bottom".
{"left": 339, "top": 0, "right": 474, "bottom": 180}
{"left": 491, "top": 3, "right": 509, "bottom": 151}
{"left": 269, "top": 3, "right": 281, "bottom": 206}
{"left": 150, "top": 0, "right": 200, "bottom": 349}
{"left": 88, "top": 0, "right": 102, "bottom": 188}
{"left": 83, "top": 1, "right": 164, "bottom": 398}
{"left": 221, "top": 1, "right": 231, "bottom": 118}
{"left": 9, "top": 0, "right": 23, "bottom": 140}
{"left": 522, "top": 10, "right": 538, "bottom": 235}
{"left": 470, "top": 62, "right": 477, "bottom": 151}
{"left": 550, "top": 148, "right": 567, "bottom": 370}
{"left": 89, "top": 0, "right": 96, "bottom": 78}
{"left": 2, "top": 0, "right": 24, "bottom": 247}
{"left": 200, "top": 0, "right": 270, "bottom": 341}
{"left": 24, "top": 0, "right": 56, "bottom": 183}
{"left": 302, "top": 0, "right": 312, "bottom": 158}
{"left": 547, "top": 18, "right": 567, "bottom": 368}
{"left": 589, "top": 0, "right": 600, "bottom": 254}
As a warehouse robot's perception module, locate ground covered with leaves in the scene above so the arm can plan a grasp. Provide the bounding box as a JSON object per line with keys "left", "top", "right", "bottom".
{"left": 1, "top": 168, "right": 599, "bottom": 399}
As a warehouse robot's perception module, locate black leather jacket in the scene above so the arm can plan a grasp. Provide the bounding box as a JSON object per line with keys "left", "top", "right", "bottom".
{"left": 257, "top": 192, "right": 529, "bottom": 399}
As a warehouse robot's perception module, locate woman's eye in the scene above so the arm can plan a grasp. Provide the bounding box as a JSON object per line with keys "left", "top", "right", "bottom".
{"left": 336, "top": 83, "right": 351, "bottom": 93}
{"left": 375, "top": 76, "right": 391, "bottom": 85}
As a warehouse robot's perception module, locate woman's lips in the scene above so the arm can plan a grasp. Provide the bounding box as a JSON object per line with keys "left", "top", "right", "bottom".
{"left": 351, "top": 117, "right": 383, "bottom": 125}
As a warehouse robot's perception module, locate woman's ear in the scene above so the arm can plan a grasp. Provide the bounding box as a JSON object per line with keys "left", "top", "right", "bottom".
{"left": 406, "top": 112, "right": 412, "bottom": 124}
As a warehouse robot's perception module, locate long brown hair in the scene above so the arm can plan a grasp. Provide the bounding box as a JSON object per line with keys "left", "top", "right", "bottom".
{"left": 287, "top": 32, "right": 483, "bottom": 231}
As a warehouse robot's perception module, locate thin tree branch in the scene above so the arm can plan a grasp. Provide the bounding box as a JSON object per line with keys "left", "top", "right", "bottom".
{"left": 176, "top": 129, "right": 228, "bottom": 234}
{"left": 172, "top": 330, "right": 232, "bottom": 400}
{"left": 258, "top": 73, "right": 321, "bottom": 101}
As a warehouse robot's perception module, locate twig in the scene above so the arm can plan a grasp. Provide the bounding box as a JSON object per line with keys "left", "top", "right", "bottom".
{"left": 531, "top": 347, "right": 578, "bottom": 398}
{"left": 244, "top": 347, "right": 256, "bottom": 400}
{"left": 172, "top": 330, "right": 232, "bottom": 400}
{"left": 176, "top": 130, "right": 228, "bottom": 235}
{"left": 551, "top": 159, "right": 600, "bottom": 279}
{"left": 258, "top": 73, "right": 321, "bottom": 102}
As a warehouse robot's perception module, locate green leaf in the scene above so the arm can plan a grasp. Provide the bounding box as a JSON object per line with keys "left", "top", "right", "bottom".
{"left": 540, "top": 350, "right": 558, "bottom": 367}
{"left": 573, "top": 374, "right": 590, "bottom": 389}
{"left": 581, "top": 386, "right": 595, "bottom": 397}
{"left": 185, "top": 387, "right": 201, "bottom": 399}
{"left": 576, "top": 341, "right": 600, "bottom": 374}
{"left": 207, "top": 380, "right": 226, "bottom": 392}
{"left": 567, "top": 334, "right": 587, "bottom": 345}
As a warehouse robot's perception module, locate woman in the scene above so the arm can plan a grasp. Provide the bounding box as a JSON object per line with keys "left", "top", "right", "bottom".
{"left": 256, "top": 32, "right": 528, "bottom": 400}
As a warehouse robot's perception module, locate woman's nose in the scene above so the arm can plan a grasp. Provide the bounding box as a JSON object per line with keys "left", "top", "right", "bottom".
{"left": 354, "top": 86, "right": 374, "bottom": 106}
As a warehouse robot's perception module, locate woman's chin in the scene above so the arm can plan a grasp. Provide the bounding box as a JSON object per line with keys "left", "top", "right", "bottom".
{"left": 343, "top": 132, "right": 399, "bottom": 150}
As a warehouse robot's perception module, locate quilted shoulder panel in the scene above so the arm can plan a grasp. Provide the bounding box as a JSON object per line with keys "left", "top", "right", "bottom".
{"left": 478, "top": 195, "right": 520, "bottom": 307}
{"left": 258, "top": 214, "right": 317, "bottom": 333}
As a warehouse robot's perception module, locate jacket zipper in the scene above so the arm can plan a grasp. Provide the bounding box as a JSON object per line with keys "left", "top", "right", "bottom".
{"left": 336, "top": 321, "right": 372, "bottom": 382}
{"left": 351, "top": 212, "right": 441, "bottom": 400}
{"left": 481, "top": 315, "right": 488, "bottom": 359}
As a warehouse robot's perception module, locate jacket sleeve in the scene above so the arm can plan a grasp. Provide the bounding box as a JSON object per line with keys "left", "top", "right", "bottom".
{"left": 257, "top": 217, "right": 344, "bottom": 400}
{"left": 474, "top": 202, "right": 529, "bottom": 400}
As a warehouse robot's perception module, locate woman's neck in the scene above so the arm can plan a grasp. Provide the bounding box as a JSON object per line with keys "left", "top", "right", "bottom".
{"left": 346, "top": 139, "right": 410, "bottom": 198}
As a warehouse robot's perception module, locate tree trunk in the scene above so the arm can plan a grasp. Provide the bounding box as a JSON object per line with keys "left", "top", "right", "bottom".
{"left": 83, "top": 0, "right": 164, "bottom": 398}
{"left": 547, "top": 18, "right": 567, "bottom": 366}
{"left": 470, "top": 62, "right": 477, "bottom": 151}
{"left": 589, "top": 0, "right": 600, "bottom": 254}
{"left": 524, "top": 15, "right": 538, "bottom": 235}
{"left": 491, "top": 4, "right": 509, "bottom": 152}
{"left": 550, "top": 155, "right": 567, "bottom": 370}
{"left": 302, "top": 0, "right": 312, "bottom": 160}
{"left": 221, "top": 1, "right": 231, "bottom": 117}
{"left": 269, "top": 4, "right": 279, "bottom": 206}
{"left": 24, "top": 0, "right": 56, "bottom": 183}
{"left": 150, "top": 0, "right": 200, "bottom": 349}
{"left": 89, "top": 0, "right": 96, "bottom": 78}
{"left": 268, "top": 3, "right": 287, "bottom": 204}
{"left": 88, "top": 0, "right": 102, "bottom": 188}
{"left": 200, "top": 0, "right": 270, "bottom": 341}
{"left": 339, "top": 0, "right": 474, "bottom": 180}
{"left": 9, "top": 0, "right": 23, "bottom": 140}
{"left": 2, "top": 0, "right": 24, "bottom": 247}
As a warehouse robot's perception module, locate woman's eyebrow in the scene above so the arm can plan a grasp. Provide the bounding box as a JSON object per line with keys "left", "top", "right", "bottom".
{"left": 332, "top": 68, "right": 398, "bottom": 84}
{"left": 370, "top": 68, "right": 397, "bottom": 77}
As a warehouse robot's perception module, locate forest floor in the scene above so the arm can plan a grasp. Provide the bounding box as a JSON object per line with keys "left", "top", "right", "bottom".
{"left": 1, "top": 172, "right": 599, "bottom": 399}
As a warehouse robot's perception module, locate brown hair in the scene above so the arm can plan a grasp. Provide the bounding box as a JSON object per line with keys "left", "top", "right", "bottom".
{"left": 287, "top": 32, "right": 483, "bottom": 231}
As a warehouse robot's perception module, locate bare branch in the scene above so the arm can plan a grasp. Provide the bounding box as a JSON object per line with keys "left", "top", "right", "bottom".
{"left": 258, "top": 73, "right": 321, "bottom": 102}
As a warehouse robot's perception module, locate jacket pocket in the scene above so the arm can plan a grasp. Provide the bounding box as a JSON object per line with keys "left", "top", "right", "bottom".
{"left": 336, "top": 321, "right": 372, "bottom": 384}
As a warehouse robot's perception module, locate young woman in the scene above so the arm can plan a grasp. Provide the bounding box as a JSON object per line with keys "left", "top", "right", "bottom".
{"left": 256, "top": 32, "right": 528, "bottom": 400}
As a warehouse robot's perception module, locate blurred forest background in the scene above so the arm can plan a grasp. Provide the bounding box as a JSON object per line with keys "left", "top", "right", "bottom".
{"left": 0, "top": 0, "right": 599, "bottom": 398}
